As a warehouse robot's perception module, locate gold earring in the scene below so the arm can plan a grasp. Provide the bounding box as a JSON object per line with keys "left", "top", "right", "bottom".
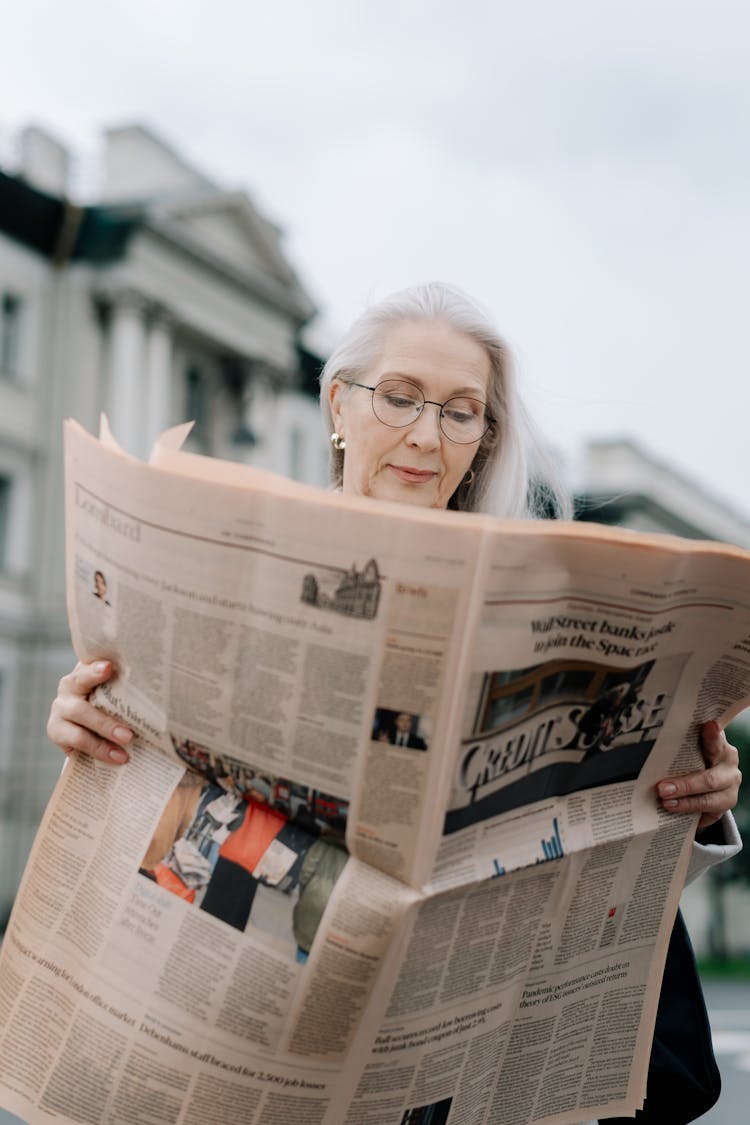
{"left": 330, "top": 432, "right": 346, "bottom": 451}
{"left": 463, "top": 469, "right": 475, "bottom": 486}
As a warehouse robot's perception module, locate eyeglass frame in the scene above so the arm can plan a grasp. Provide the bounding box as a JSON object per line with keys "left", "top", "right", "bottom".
{"left": 349, "top": 379, "right": 495, "bottom": 445}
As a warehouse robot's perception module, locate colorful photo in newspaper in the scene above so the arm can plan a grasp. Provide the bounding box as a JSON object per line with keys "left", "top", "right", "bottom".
{"left": 138, "top": 738, "right": 350, "bottom": 963}
{"left": 445, "top": 654, "right": 688, "bottom": 834}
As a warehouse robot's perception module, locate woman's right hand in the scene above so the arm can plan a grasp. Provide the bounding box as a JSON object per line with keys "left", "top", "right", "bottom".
{"left": 46, "top": 660, "right": 134, "bottom": 765}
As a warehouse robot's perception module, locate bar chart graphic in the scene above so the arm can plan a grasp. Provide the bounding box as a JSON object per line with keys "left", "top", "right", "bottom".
{"left": 540, "top": 817, "right": 563, "bottom": 862}
{"left": 487, "top": 813, "right": 564, "bottom": 877}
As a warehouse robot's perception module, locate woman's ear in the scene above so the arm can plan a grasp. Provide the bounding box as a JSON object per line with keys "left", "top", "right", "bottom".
{"left": 328, "top": 379, "right": 346, "bottom": 435}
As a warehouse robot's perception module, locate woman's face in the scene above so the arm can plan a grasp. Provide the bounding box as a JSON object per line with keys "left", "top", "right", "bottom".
{"left": 329, "top": 319, "right": 490, "bottom": 510}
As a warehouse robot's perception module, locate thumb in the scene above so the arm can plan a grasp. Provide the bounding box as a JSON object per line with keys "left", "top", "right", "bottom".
{"left": 700, "top": 719, "right": 725, "bottom": 765}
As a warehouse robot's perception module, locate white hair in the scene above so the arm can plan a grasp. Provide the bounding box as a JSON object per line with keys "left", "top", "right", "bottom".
{"left": 319, "top": 282, "right": 571, "bottom": 519}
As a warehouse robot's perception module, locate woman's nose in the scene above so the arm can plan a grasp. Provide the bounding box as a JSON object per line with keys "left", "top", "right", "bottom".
{"left": 405, "top": 403, "right": 442, "bottom": 447}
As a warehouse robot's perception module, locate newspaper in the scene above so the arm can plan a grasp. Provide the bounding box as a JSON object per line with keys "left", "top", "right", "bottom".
{"left": 1, "top": 417, "right": 750, "bottom": 1125}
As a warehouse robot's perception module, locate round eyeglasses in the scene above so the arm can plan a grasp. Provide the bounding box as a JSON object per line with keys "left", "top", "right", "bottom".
{"left": 351, "top": 379, "right": 494, "bottom": 445}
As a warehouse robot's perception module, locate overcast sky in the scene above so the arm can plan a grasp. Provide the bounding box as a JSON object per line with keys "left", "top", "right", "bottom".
{"left": 2, "top": 0, "right": 748, "bottom": 517}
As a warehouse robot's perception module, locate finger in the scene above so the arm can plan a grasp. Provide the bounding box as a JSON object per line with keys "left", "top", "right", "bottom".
{"left": 659, "top": 769, "right": 740, "bottom": 821}
{"left": 659, "top": 795, "right": 736, "bottom": 837}
{"left": 61, "top": 694, "right": 134, "bottom": 748}
{"left": 660, "top": 785, "right": 738, "bottom": 813}
{"left": 53, "top": 720, "right": 130, "bottom": 764}
{"left": 700, "top": 720, "right": 729, "bottom": 766}
{"left": 661, "top": 793, "right": 735, "bottom": 836}
{"left": 59, "top": 659, "right": 114, "bottom": 699}
{"left": 48, "top": 691, "right": 133, "bottom": 762}
{"left": 658, "top": 722, "right": 742, "bottom": 831}
{"left": 658, "top": 760, "right": 739, "bottom": 802}
{"left": 47, "top": 694, "right": 134, "bottom": 752}
{"left": 658, "top": 726, "right": 738, "bottom": 797}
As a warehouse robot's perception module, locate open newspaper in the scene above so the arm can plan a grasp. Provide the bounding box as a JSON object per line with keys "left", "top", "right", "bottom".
{"left": 1, "top": 418, "right": 750, "bottom": 1125}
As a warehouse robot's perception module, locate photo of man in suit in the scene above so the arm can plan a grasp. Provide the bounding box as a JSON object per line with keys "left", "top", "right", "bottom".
{"left": 392, "top": 711, "right": 427, "bottom": 750}
{"left": 372, "top": 708, "right": 429, "bottom": 750}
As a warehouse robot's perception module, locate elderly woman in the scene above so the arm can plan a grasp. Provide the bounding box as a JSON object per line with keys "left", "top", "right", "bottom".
{"left": 47, "top": 283, "right": 740, "bottom": 1121}
{"left": 49, "top": 283, "right": 741, "bottom": 826}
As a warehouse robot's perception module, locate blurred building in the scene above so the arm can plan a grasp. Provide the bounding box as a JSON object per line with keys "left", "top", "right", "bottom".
{"left": 575, "top": 439, "right": 750, "bottom": 550}
{"left": 0, "top": 123, "right": 327, "bottom": 919}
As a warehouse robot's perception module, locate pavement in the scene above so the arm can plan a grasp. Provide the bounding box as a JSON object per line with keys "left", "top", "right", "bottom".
{"left": 0, "top": 979, "right": 748, "bottom": 1124}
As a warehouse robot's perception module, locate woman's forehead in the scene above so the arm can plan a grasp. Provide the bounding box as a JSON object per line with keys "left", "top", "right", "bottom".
{"left": 369, "top": 319, "right": 490, "bottom": 392}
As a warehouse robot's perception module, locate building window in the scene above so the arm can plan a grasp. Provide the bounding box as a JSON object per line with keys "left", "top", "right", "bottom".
{"left": 0, "top": 476, "right": 10, "bottom": 569}
{"left": 0, "top": 294, "right": 22, "bottom": 378}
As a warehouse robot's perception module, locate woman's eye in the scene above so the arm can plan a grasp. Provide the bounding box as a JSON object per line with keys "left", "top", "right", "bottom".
{"left": 444, "top": 407, "right": 474, "bottom": 425}
{"left": 443, "top": 398, "right": 485, "bottom": 424}
{"left": 385, "top": 394, "right": 417, "bottom": 409}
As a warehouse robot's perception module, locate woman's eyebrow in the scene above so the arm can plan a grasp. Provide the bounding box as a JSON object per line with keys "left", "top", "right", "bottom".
{"left": 377, "top": 371, "right": 487, "bottom": 397}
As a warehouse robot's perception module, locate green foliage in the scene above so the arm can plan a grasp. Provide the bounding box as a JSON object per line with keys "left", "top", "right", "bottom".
{"left": 697, "top": 956, "right": 750, "bottom": 978}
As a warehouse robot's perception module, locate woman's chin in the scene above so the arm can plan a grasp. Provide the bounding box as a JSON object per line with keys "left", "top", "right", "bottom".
{"left": 370, "top": 480, "right": 443, "bottom": 509}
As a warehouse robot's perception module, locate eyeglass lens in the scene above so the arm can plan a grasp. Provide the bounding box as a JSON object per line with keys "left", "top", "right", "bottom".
{"left": 371, "top": 380, "right": 488, "bottom": 444}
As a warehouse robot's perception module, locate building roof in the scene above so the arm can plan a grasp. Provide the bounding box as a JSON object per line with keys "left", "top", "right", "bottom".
{"left": 0, "top": 132, "right": 315, "bottom": 325}
{"left": 0, "top": 169, "right": 136, "bottom": 264}
{"left": 575, "top": 439, "right": 750, "bottom": 549}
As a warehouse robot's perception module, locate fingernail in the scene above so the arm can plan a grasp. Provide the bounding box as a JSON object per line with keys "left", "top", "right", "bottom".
{"left": 107, "top": 746, "right": 129, "bottom": 764}
{"left": 94, "top": 661, "right": 109, "bottom": 673}
{"left": 663, "top": 799, "right": 678, "bottom": 808}
{"left": 658, "top": 783, "right": 677, "bottom": 796}
{"left": 113, "top": 726, "right": 133, "bottom": 743}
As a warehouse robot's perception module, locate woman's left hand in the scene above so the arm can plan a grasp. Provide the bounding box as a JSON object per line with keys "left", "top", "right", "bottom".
{"left": 657, "top": 720, "right": 742, "bottom": 832}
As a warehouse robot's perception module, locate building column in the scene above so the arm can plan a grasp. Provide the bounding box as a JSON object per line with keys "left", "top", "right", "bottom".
{"left": 145, "top": 305, "right": 175, "bottom": 456}
{"left": 108, "top": 290, "right": 147, "bottom": 456}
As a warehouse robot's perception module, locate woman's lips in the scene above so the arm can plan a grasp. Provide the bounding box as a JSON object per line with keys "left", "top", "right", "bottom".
{"left": 388, "top": 465, "right": 438, "bottom": 484}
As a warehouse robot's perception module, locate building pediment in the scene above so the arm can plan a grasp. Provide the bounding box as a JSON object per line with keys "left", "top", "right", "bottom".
{"left": 161, "top": 190, "right": 297, "bottom": 289}
{"left": 98, "top": 125, "right": 314, "bottom": 319}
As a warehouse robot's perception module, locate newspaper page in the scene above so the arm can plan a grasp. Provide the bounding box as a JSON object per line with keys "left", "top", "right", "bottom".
{"left": 330, "top": 527, "right": 750, "bottom": 1123}
{"left": 0, "top": 420, "right": 749, "bottom": 1125}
